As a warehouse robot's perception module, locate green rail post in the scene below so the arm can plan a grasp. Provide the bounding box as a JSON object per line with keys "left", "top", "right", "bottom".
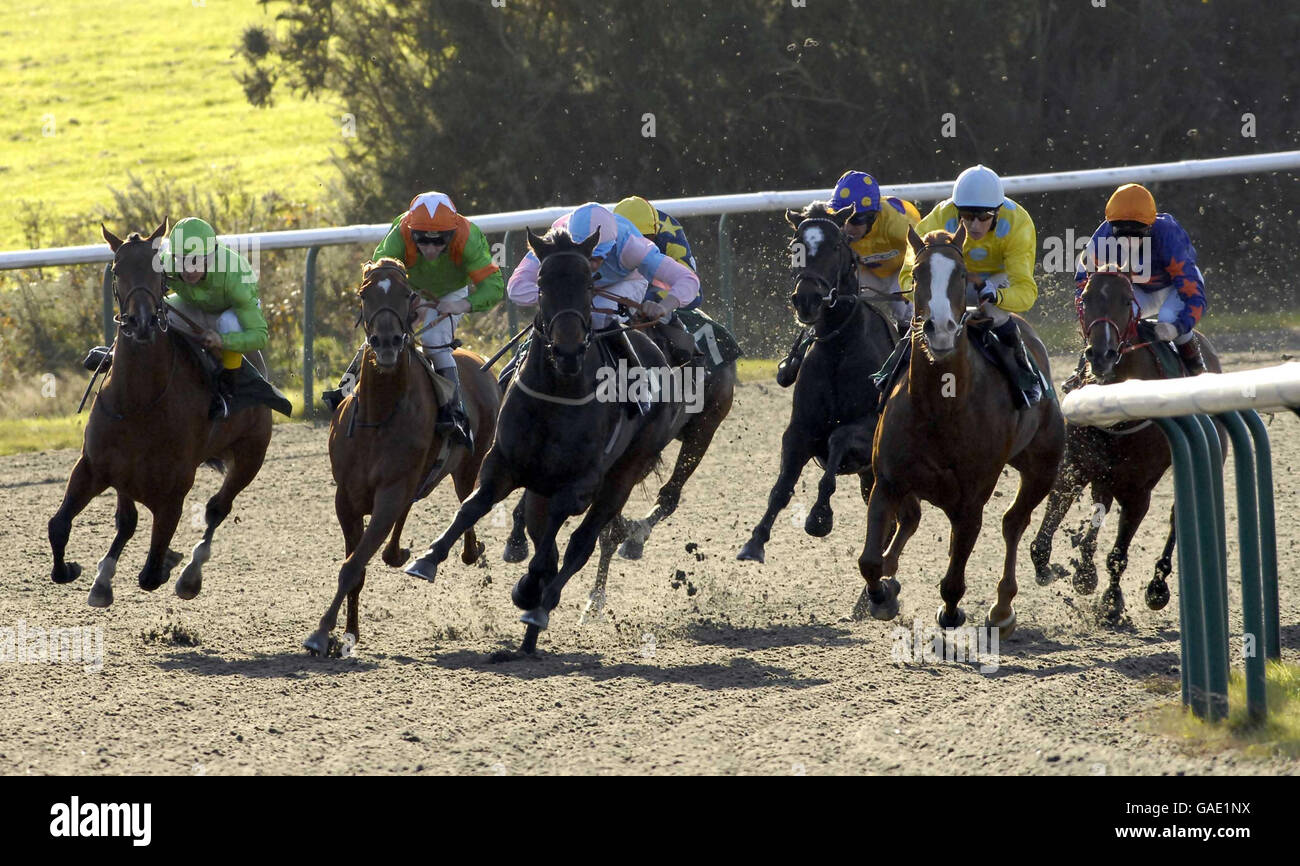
{"left": 1241, "top": 410, "right": 1280, "bottom": 660}
{"left": 1216, "top": 411, "right": 1268, "bottom": 721}
{"left": 1195, "top": 414, "right": 1230, "bottom": 651}
{"left": 101, "top": 263, "right": 114, "bottom": 345}
{"left": 718, "top": 213, "right": 735, "bottom": 336}
{"left": 1153, "top": 417, "right": 1207, "bottom": 715}
{"left": 1174, "top": 414, "right": 1229, "bottom": 721}
{"left": 303, "top": 246, "right": 319, "bottom": 419}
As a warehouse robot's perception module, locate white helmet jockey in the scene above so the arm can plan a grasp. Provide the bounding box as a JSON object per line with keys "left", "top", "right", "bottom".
{"left": 951, "top": 165, "right": 1005, "bottom": 210}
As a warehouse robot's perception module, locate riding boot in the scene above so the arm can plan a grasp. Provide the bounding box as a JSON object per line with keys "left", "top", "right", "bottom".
{"left": 434, "top": 363, "right": 474, "bottom": 449}
{"left": 211, "top": 368, "right": 239, "bottom": 420}
{"left": 776, "top": 328, "right": 813, "bottom": 388}
{"left": 656, "top": 314, "right": 703, "bottom": 367}
{"left": 1177, "top": 334, "right": 1207, "bottom": 376}
{"left": 607, "top": 328, "right": 651, "bottom": 416}
{"left": 322, "top": 347, "right": 364, "bottom": 413}
{"left": 83, "top": 345, "right": 113, "bottom": 373}
{"left": 992, "top": 318, "right": 1042, "bottom": 410}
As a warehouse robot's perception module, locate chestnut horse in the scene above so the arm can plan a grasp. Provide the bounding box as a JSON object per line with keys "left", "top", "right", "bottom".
{"left": 1029, "top": 270, "right": 1222, "bottom": 620}
{"left": 303, "top": 259, "right": 499, "bottom": 654}
{"left": 403, "top": 228, "right": 688, "bottom": 655}
{"left": 857, "top": 225, "right": 1065, "bottom": 635}
{"left": 49, "top": 220, "right": 272, "bottom": 606}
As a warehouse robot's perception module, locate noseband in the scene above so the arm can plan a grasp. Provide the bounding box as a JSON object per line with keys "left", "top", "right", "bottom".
{"left": 791, "top": 218, "right": 857, "bottom": 311}
{"left": 111, "top": 252, "right": 170, "bottom": 338}
{"left": 356, "top": 273, "right": 414, "bottom": 352}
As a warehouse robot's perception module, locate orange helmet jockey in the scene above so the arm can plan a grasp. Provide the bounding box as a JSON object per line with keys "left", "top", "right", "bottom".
{"left": 398, "top": 191, "right": 472, "bottom": 267}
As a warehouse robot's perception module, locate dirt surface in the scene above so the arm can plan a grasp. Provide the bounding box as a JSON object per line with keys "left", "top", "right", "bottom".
{"left": 2, "top": 350, "right": 1298, "bottom": 776}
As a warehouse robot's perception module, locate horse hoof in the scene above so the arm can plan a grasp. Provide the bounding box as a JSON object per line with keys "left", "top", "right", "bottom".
{"left": 520, "top": 607, "right": 550, "bottom": 630}
{"left": 502, "top": 538, "right": 529, "bottom": 563}
{"left": 52, "top": 562, "right": 82, "bottom": 585}
{"left": 462, "top": 540, "right": 485, "bottom": 565}
{"left": 139, "top": 571, "right": 165, "bottom": 592}
{"left": 383, "top": 547, "right": 411, "bottom": 568}
{"left": 164, "top": 549, "right": 184, "bottom": 570}
{"left": 617, "top": 538, "right": 645, "bottom": 560}
{"left": 404, "top": 556, "right": 438, "bottom": 583}
{"left": 174, "top": 577, "right": 201, "bottom": 601}
{"left": 1073, "top": 566, "right": 1098, "bottom": 595}
{"left": 87, "top": 583, "right": 113, "bottom": 608}
{"left": 303, "top": 631, "right": 329, "bottom": 656}
{"left": 736, "top": 539, "right": 765, "bottom": 563}
{"left": 936, "top": 606, "right": 967, "bottom": 630}
{"left": 580, "top": 590, "right": 607, "bottom": 624}
{"left": 985, "top": 607, "right": 1016, "bottom": 640}
{"left": 1101, "top": 586, "right": 1125, "bottom": 621}
{"left": 1145, "top": 579, "right": 1170, "bottom": 611}
{"left": 860, "top": 578, "right": 900, "bottom": 622}
{"left": 804, "top": 504, "right": 833, "bottom": 538}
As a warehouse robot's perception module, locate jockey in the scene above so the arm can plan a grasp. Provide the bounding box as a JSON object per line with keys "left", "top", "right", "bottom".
{"left": 775, "top": 170, "right": 919, "bottom": 388}
{"left": 899, "top": 164, "right": 1042, "bottom": 407}
{"left": 507, "top": 202, "right": 700, "bottom": 412}
{"left": 1074, "top": 183, "right": 1207, "bottom": 374}
{"left": 161, "top": 217, "right": 269, "bottom": 418}
{"left": 613, "top": 195, "right": 704, "bottom": 364}
{"left": 322, "top": 192, "right": 504, "bottom": 446}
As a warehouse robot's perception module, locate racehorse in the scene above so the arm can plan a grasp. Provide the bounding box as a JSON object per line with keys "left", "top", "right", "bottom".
{"left": 737, "top": 202, "right": 908, "bottom": 564}
{"left": 403, "top": 227, "right": 687, "bottom": 654}
{"left": 500, "top": 313, "right": 738, "bottom": 621}
{"left": 49, "top": 220, "right": 272, "bottom": 606}
{"left": 303, "top": 259, "right": 499, "bottom": 655}
{"left": 857, "top": 225, "right": 1065, "bottom": 635}
{"left": 1029, "top": 269, "right": 1222, "bottom": 620}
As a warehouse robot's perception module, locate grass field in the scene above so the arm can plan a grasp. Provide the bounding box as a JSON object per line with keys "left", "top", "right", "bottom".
{"left": 0, "top": 0, "right": 338, "bottom": 250}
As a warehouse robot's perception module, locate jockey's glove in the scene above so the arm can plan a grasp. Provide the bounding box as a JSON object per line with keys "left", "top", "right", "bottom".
{"left": 1152, "top": 322, "right": 1179, "bottom": 342}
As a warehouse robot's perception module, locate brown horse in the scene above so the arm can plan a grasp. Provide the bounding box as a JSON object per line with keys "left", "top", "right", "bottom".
{"left": 1029, "top": 270, "right": 1222, "bottom": 620}
{"left": 49, "top": 220, "right": 273, "bottom": 606}
{"left": 856, "top": 225, "right": 1065, "bottom": 635}
{"left": 303, "top": 259, "right": 499, "bottom": 654}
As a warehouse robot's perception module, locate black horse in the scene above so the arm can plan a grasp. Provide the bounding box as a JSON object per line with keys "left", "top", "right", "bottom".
{"left": 404, "top": 227, "right": 686, "bottom": 654}
{"left": 738, "top": 202, "right": 909, "bottom": 563}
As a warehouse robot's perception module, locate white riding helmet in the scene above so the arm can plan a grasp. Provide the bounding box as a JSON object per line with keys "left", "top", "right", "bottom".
{"left": 951, "top": 165, "right": 1005, "bottom": 210}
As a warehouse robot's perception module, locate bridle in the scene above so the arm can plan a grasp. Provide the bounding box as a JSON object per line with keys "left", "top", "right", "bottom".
{"left": 532, "top": 250, "right": 597, "bottom": 363}
{"left": 909, "top": 241, "right": 972, "bottom": 361}
{"left": 111, "top": 246, "right": 170, "bottom": 339}
{"left": 1078, "top": 271, "right": 1146, "bottom": 355}
{"left": 790, "top": 218, "right": 858, "bottom": 315}
{"left": 356, "top": 271, "right": 416, "bottom": 353}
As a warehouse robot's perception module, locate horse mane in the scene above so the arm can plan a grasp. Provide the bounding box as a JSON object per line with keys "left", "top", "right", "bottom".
{"left": 795, "top": 201, "right": 840, "bottom": 221}
{"left": 539, "top": 227, "right": 584, "bottom": 250}
{"left": 921, "top": 229, "right": 956, "bottom": 247}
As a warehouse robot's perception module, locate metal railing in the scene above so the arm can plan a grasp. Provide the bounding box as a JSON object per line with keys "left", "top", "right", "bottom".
{"left": 1062, "top": 365, "right": 1296, "bottom": 721}
{"left": 3, "top": 150, "right": 1300, "bottom": 416}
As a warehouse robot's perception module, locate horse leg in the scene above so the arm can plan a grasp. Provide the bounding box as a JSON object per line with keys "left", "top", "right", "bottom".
{"left": 937, "top": 508, "right": 983, "bottom": 629}
{"left": 584, "top": 515, "right": 630, "bottom": 623}
{"left": 1029, "top": 467, "right": 1084, "bottom": 586}
{"left": 176, "top": 438, "right": 267, "bottom": 600}
{"left": 88, "top": 494, "right": 138, "bottom": 608}
{"left": 1099, "top": 491, "right": 1150, "bottom": 622}
{"left": 502, "top": 497, "right": 529, "bottom": 563}
{"left": 405, "top": 451, "right": 517, "bottom": 582}
{"left": 1146, "top": 505, "right": 1175, "bottom": 610}
{"left": 990, "top": 466, "right": 1056, "bottom": 639}
{"left": 807, "top": 425, "right": 865, "bottom": 538}
{"left": 335, "top": 489, "right": 366, "bottom": 643}
{"left": 737, "top": 429, "right": 814, "bottom": 563}
{"left": 515, "top": 492, "right": 581, "bottom": 653}
{"left": 305, "top": 481, "right": 408, "bottom": 655}
{"left": 381, "top": 502, "right": 414, "bottom": 567}
{"left": 623, "top": 390, "right": 730, "bottom": 560}
{"left": 138, "top": 495, "right": 184, "bottom": 592}
{"left": 882, "top": 494, "right": 921, "bottom": 577}
{"left": 450, "top": 455, "right": 486, "bottom": 565}
{"left": 1073, "top": 489, "right": 1111, "bottom": 595}
{"left": 854, "top": 479, "right": 902, "bottom": 621}
{"left": 49, "top": 456, "right": 108, "bottom": 585}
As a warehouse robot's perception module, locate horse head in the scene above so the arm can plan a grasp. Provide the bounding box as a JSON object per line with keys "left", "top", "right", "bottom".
{"left": 1079, "top": 268, "right": 1139, "bottom": 382}
{"left": 358, "top": 258, "right": 415, "bottom": 368}
{"left": 102, "top": 219, "right": 169, "bottom": 344}
{"left": 906, "top": 224, "right": 968, "bottom": 358}
{"left": 527, "top": 226, "right": 599, "bottom": 379}
{"left": 785, "top": 202, "right": 856, "bottom": 325}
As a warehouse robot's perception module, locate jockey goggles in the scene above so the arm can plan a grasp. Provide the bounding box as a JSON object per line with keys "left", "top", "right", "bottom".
{"left": 957, "top": 208, "right": 997, "bottom": 224}
{"left": 412, "top": 230, "right": 452, "bottom": 246}
{"left": 1109, "top": 220, "right": 1151, "bottom": 238}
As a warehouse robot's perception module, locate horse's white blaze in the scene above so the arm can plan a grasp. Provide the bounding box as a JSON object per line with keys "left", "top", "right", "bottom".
{"left": 926, "top": 254, "right": 958, "bottom": 351}
{"left": 378, "top": 278, "right": 391, "bottom": 293}
{"left": 803, "top": 226, "right": 825, "bottom": 258}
